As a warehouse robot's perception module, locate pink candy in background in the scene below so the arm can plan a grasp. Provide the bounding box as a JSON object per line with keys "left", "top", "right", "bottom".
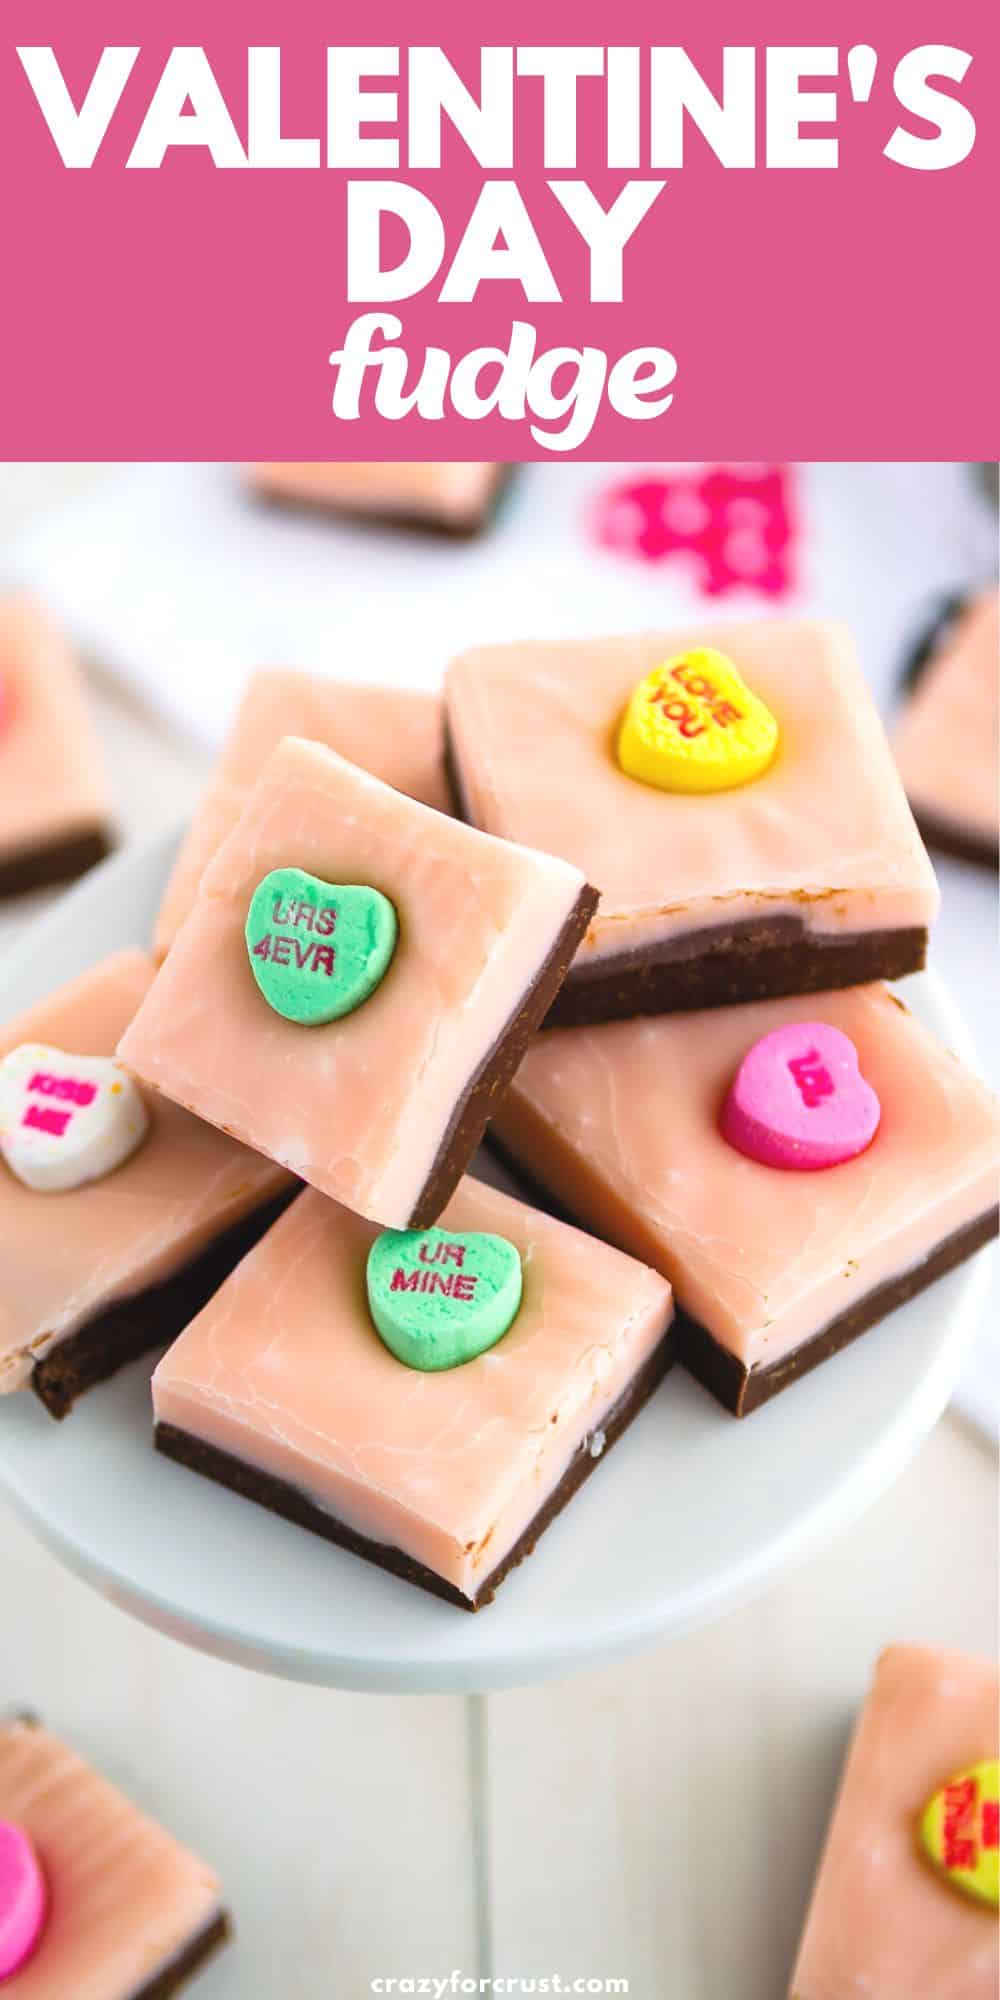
{"left": 592, "top": 465, "right": 797, "bottom": 596}
{"left": 721, "top": 1021, "right": 882, "bottom": 1170}
{"left": 0, "top": 1820, "right": 47, "bottom": 1979}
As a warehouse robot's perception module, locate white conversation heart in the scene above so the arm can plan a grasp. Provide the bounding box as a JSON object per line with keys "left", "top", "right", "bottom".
{"left": 0, "top": 1045, "right": 149, "bottom": 1193}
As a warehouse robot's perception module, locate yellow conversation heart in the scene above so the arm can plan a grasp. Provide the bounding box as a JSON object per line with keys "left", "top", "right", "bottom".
{"left": 617, "top": 647, "right": 779, "bottom": 794}
{"left": 918, "top": 1759, "right": 998, "bottom": 1909}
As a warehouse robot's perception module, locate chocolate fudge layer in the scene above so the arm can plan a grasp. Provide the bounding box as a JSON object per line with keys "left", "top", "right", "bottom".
{"left": 155, "top": 670, "right": 452, "bottom": 961}
{"left": 0, "top": 1717, "right": 230, "bottom": 1999}
{"left": 0, "top": 951, "right": 295, "bottom": 1414}
{"left": 121, "top": 737, "right": 596, "bottom": 1230}
{"left": 446, "top": 621, "right": 939, "bottom": 1021}
{"left": 893, "top": 591, "right": 999, "bottom": 870}
{"left": 152, "top": 1180, "right": 674, "bottom": 1609}
{"left": 490, "top": 985, "right": 1000, "bottom": 1415}
{"left": 790, "top": 1647, "right": 998, "bottom": 1999}
{"left": 250, "top": 462, "right": 512, "bottom": 536}
{"left": 0, "top": 597, "right": 112, "bottom": 899}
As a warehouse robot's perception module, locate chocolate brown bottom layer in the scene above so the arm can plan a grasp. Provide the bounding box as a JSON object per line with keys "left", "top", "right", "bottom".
{"left": 911, "top": 808, "right": 999, "bottom": 872}
{"left": 32, "top": 1191, "right": 296, "bottom": 1420}
{"left": 408, "top": 877, "right": 599, "bottom": 1226}
{"left": 254, "top": 464, "right": 517, "bottom": 541}
{"left": 0, "top": 827, "right": 112, "bottom": 901}
{"left": 544, "top": 916, "right": 929, "bottom": 1027}
{"left": 155, "top": 1330, "right": 673, "bottom": 1611}
{"left": 445, "top": 731, "right": 928, "bottom": 1024}
{"left": 675, "top": 1205, "right": 999, "bottom": 1416}
{"left": 487, "top": 1135, "right": 999, "bottom": 1418}
{"left": 132, "top": 1911, "right": 232, "bottom": 2000}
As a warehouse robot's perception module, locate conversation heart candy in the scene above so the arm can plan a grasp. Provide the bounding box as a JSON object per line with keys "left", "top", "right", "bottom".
{"left": 720, "top": 1022, "right": 881, "bottom": 1171}
{"left": 246, "top": 867, "right": 398, "bottom": 1026}
{"left": 367, "top": 1227, "right": 523, "bottom": 1371}
{"left": 617, "top": 646, "right": 779, "bottom": 793}
{"left": 919, "top": 1760, "right": 999, "bottom": 1909}
{"left": 0, "top": 1045, "right": 149, "bottom": 1193}
{"left": 0, "top": 1821, "right": 47, "bottom": 1979}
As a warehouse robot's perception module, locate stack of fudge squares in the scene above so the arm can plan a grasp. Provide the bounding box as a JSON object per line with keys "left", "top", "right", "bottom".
{"left": 2, "top": 620, "right": 998, "bottom": 1616}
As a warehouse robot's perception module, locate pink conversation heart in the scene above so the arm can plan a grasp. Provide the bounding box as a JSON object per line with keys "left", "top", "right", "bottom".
{"left": 721, "top": 1022, "right": 881, "bottom": 1171}
{"left": 0, "top": 1821, "right": 47, "bottom": 1979}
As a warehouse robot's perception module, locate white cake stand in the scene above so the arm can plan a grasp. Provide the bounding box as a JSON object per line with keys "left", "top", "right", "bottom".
{"left": 0, "top": 836, "right": 991, "bottom": 1692}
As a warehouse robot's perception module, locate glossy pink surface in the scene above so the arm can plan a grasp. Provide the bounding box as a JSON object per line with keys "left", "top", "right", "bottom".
{"left": 791, "top": 1647, "right": 999, "bottom": 2000}
{"left": 0, "top": 1720, "right": 223, "bottom": 1999}
{"left": 155, "top": 670, "right": 450, "bottom": 961}
{"left": 446, "top": 620, "right": 939, "bottom": 971}
{"left": 0, "top": 951, "right": 292, "bottom": 1394}
{"left": 893, "top": 594, "right": 999, "bottom": 847}
{"left": 0, "top": 598, "right": 109, "bottom": 870}
{"left": 492, "top": 985, "right": 1000, "bottom": 1370}
{"left": 153, "top": 1177, "right": 673, "bottom": 1602}
{"left": 122, "top": 736, "right": 588, "bottom": 1229}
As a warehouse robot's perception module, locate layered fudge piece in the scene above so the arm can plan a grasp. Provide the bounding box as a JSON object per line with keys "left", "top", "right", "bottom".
{"left": 0, "top": 597, "right": 111, "bottom": 900}
{"left": 790, "top": 1646, "right": 998, "bottom": 1999}
{"left": 153, "top": 1176, "right": 674, "bottom": 1609}
{"left": 250, "top": 462, "right": 511, "bottom": 536}
{"left": 0, "top": 950, "right": 294, "bottom": 1418}
{"left": 120, "top": 737, "right": 596, "bottom": 1229}
{"left": 490, "top": 984, "right": 1000, "bottom": 1415}
{"left": 154, "top": 669, "right": 451, "bottom": 961}
{"left": 0, "top": 1715, "right": 229, "bottom": 1995}
{"left": 446, "top": 621, "right": 940, "bottom": 1024}
{"left": 893, "top": 591, "right": 999, "bottom": 868}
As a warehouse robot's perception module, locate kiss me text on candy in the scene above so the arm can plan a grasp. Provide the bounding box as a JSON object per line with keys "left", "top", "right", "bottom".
{"left": 21, "top": 1069, "right": 98, "bottom": 1140}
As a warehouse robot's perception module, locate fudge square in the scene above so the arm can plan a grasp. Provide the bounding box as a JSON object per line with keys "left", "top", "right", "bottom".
{"left": 0, "top": 950, "right": 293, "bottom": 1418}
{"left": 893, "top": 591, "right": 999, "bottom": 869}
{"left": 0, "top": 1715, "right": 229, "bottom": 1995}
{"left": 250, "top": 460, "right": 509, "bottom": 535}
{"left": 152, "top": 1176, "right": 674, "bottom": 1609}
{"left": 154, "top": 668, "right": 451, "bottom": 961}
{"left": 490, "top": 984, "right": 1000, "bottom": 1415}
{"left": 120, "top": 736, "right": 596, "bottom": 1229}
{"left": 446, "top": 620, "right": 940, "bottom": 1025}
{"left": 0, "top": 596, "right": 111, "bottom": 900}
{"left": 790, "top": 1646, "right": 998, "bottom": 2000}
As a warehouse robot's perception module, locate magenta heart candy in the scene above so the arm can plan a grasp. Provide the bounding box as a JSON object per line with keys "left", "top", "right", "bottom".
{"left": 0, "top": 1821, "right": 47, "bottom": 1979}
{"left": 721, "top": 1022, "right": 881, "bottom": 1171}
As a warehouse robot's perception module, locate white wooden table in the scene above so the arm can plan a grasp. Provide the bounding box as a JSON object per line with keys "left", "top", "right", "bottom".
{"left": 0, "top": 467, "right": 996, "bottom": 2000}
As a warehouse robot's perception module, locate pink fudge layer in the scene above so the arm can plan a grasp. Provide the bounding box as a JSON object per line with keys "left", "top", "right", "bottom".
{"left": 491, "top": 985, "right": 1000, "bottom": 1371}
{"left": 791, "top": 1646, "right": 999, "bottom": 2000}
{"left": 893, "top": 594, "right": 999, "bottom": 851}
{"left": 446, "top": 621, "right": 939, "bottom": 966}
{"left": 0, "top": 598, "right": 110, "bottom": 869}
{"left": 0, "top": 951, "right": 292, "bottom": 1393}
{"left": 120, "top": 736, "right": 592, "bottom": 1229}
{"left": 251, "top": 461, "right": 503, "bottom": 530}
{"left": 153, "top": 1177, "right": 673, "bottom": 1602}
{"left": 154, "top": 670, "right": 450, "bottom": 961}
{"left": 0, "top": 1718, "right": 224, "bottom": 2000}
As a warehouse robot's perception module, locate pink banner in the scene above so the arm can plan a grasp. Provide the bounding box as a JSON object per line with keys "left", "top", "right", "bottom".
{"left": 1, "top": 0, "right": 995, "bottom": 457}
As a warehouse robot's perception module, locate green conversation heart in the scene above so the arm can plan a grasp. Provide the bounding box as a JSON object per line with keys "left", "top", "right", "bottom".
{"left": 367, "top": 1228, "right": 523, "bottom": 1372}
{"left": 245, "top": 867, "right": 397, "bottom": 1026}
